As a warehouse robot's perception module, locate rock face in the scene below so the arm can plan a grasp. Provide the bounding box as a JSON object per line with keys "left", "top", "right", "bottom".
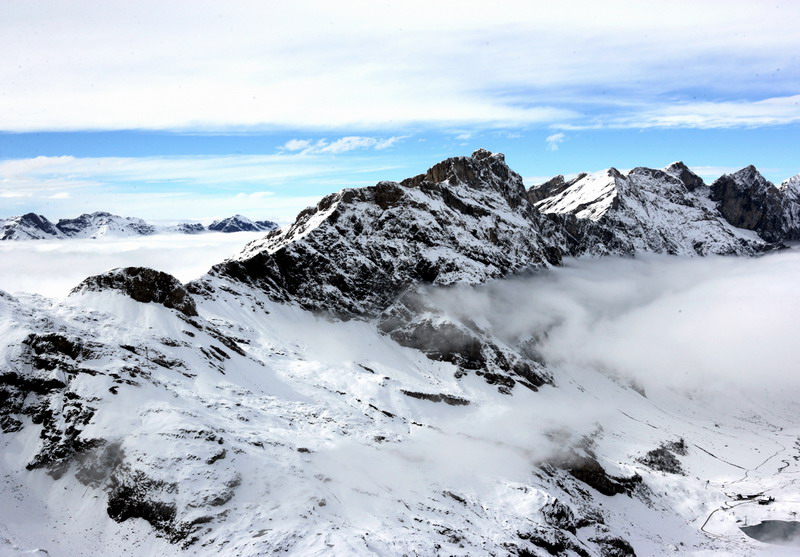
{"left": 211, "top": 149, "right": 567, "bottom": 319}
{"left": 1, "top": 213, "right": 64, "bottom": 240}
{"left": 527, "top": 173, "right": 587, "bottom": 203}
{"left": 710, "top": 166, "right": 800, "bottom": 242}
{"left": 531, "top": 164, "right": 773, "bottom": 256}
{"left": 208, "top": 215, "right": 278, "bottom": 233}
{"left": 56, "top": 212, "right": 157, "bottom": 238}
{"left": 71, "top": 267, "right": 198, "bottom": 317}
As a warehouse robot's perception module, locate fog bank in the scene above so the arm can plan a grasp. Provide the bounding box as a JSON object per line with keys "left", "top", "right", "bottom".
{"left": 0, "top": 232, "right": 265, "bottom": 298}
{"left": 429, "top": 250, "right": 800, "bottom": 393}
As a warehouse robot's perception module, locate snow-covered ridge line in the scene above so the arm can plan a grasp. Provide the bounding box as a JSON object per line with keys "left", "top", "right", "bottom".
{"left": 207, "top": 150, "right": 794, "bottom": 320}
{"left": 531, "top": 161, "right": 800, "bottom": 246}
{"left": 1, "top": 211, "right": 279, "bottom": 241}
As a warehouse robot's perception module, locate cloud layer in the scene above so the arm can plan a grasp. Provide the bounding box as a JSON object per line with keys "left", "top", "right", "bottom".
{"left": 1, "top": 1, "right": 798, "bottom": 131}
{"left": 0, "top": 232, "right": 267, "bottom": 298}
{"left": 428, "top": 250, "right": 800, "bottom": 395}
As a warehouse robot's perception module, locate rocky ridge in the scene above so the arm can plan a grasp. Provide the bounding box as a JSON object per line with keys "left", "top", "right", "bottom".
{"left": 210, "top": 149, "right": 567, "bottom": 319}
{"left": 530, "top": 163, "right": 771, "bottom": 257}
{"left": 1, "top": 212, "right": 280, "bottom": 240}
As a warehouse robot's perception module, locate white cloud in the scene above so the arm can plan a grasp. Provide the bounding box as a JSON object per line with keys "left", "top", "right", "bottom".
{"left": 562, "top": 94, "right": 800, "bottom": 130}
{"left": 1, "top": 1, "right": 797, "bottom": 131}
{"left": 545, "top": 132, "right": 566, "bottom": 151}
{"left": 427, "top": 251, "right": 800, "bottom": 396}
{"left": 279, "top": 136, "right": 406, "bottom": 155}
{"left": 280, "top": 139, "right": 312, "bottom": 151}
{"left": 0, "top": 232, "right": 268, "bottom": 298}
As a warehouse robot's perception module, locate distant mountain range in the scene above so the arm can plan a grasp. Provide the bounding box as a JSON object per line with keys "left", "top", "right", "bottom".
{"left": 0, "top": 212, "right": 279, "bottom": 240}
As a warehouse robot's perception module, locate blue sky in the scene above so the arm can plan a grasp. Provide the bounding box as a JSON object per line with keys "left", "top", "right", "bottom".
{"left": 1, "top": 0, "right": 798, "bottom": 223}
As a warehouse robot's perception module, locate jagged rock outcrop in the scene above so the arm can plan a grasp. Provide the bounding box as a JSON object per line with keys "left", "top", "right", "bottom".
{"left": 210, "top": 149, "right": 567, "bottom": 319}
{"left": 71, "top": 267, "right": 198, "bottom": 316}
{"left": 710, "top": 166, "right": 800, "bottom": 242}
{"left": 665, "top": 161, "right": 705, "bottom": 191}
{"left": 527, "top": 173, "right": 587, "bottom": 203}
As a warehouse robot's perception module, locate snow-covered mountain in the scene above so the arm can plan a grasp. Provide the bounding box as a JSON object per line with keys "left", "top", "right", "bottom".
{"left": 530, "top": 163, "right": 769, "bottom": 256}
{"left": 211, "top": 150, "right": 567, "bottom": 318}
{"left": 2, "top": 150, "right": 800, "bottom": 556}
{"left": 1, "top": 213, "right": 64, "bottom": 240}
{"left": 54, "top": 211, "right": 157, "bottom": 239}
{"left": 207, "top": 215, "right": 279, "bottom": 233}
{"left": 0, "top": 212, "right": 280, "bottom": 240}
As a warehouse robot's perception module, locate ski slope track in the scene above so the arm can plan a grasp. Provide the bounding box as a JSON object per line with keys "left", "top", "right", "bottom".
{"left": 2, "top": 150, "right": 800, "bottom": 556}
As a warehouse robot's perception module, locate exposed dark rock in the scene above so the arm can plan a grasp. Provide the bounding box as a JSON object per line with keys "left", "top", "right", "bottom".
{"left": 71, "top": 267, "right": 198, "bottom": 317}
{"left": 637, "top": 438, "right": 687, "bottom": 475}
{"left": 518, "top": 530, "right": 590, "bottom": 557}
{"left": 528, "top": 173, "right": 587, "bottom": 203}
{"left": 400, "top": 390, "right": 470, "bottom": 406}
{"left": 710, "top": 166, "right": 800, "bottom": 242}
{"left": 553, "top": 453, "right": 642, "bottom": 496}
{"left": 107, "top": 465, "right": 180, "bottom": 539}
{"left": 377, "top": 288, "right": 551, "bottom": 391}
{"left": 170, "top": 222, "right": 206, "bottom": 234}
{"left": 665, "top": 161, "right": 705, "bottom": 191}
{"left": 541, "top": 498, "right": 577, "bottom": 533}
{"left": 535, "top": 164, "right": 772, "bottom": 256}
{"left": 589, "top": 536, "right": 637, "bottom": 557}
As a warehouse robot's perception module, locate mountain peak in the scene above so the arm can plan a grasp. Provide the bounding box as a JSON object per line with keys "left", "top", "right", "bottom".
{"left": 208, "top": 215, "right": 278, "bottom": 233}
{"left": 664, "top": 161, "right": 705, "bottom": 191}
{"left": 399, "top": 149, "right": 527, "bottom": 210}
{"left": 1, "top": 212, "right": 63, "bottom": 240}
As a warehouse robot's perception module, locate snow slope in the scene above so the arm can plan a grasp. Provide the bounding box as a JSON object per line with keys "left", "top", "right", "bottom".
{"left": 2, "top": 254, "right": 800, "bottom": 556}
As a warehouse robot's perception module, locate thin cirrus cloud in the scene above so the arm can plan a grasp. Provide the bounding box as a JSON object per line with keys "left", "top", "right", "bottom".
{"left": 0, "top": 150, "right": 407, "bottom": 221}
{"left": 0, "top": 1, "right": 798, "bottom": 132}
{"left": 558, "top": 95, "right": 800, "bottom": 130}
{"left": 279, "top": 136, "right": 407, "bottom": 154}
